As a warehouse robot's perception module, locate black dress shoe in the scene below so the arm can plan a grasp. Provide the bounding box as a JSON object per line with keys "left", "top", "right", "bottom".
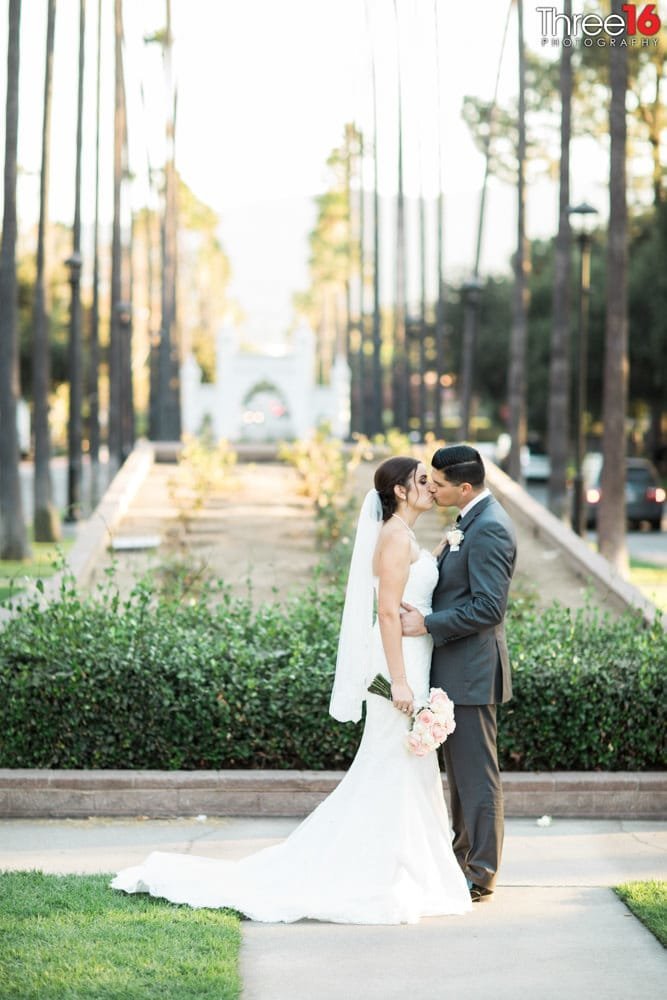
{"left": 468, "top": 882, "right": 493, "bottom": 902}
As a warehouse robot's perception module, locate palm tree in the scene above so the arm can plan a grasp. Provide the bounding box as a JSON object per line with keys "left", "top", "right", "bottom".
{"left": 392, "top": 0, "right": 408, "bottom": 432}
{"left": 0, "top": 0, "right": 29, "bottom": 560}
{"left": 507, "top": 0, "right": 529, "bottom": 481}
{"left": 32, "top": 0, "right": 60, "bottom": 542}
{"left": 417, "top": 180, "right": 427, "bottom": 438}
{"left": 367, "top": 0, "right": 383, "bottom": 435}
{"left": 65, "top": 0, "right": 86, "bottom": 521}
{"left": 88, "top": 0, "right": 103, "bottom": 507}
{"left": 598, "top": 6, "right": 629, "bottom": 572}
{"left": 433, "top": 0, "right": 445, "bottom": 439}
{"left": 155, "top": 0, "right": 181, "bottom": 441}
{"left": 108, "top": 0, "right": 124, "bottom": 471}
{"left": 546, "top": 0, "right": 572, "bottom": 520}
{"left": 119, "top": 35, "right": 134, "bottom": 461}
{"left": 460, "top": 1, "right": 512, "bottom": 442}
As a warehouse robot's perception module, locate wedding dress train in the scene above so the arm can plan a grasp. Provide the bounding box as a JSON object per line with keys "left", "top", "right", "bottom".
{"left": 111, "top": 551, "right": 472, "bottom": 923}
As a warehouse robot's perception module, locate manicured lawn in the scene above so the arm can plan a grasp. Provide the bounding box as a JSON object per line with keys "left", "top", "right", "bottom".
{"left": 628, "top": 560, "right": 667, "bottom": 612}
{"left": 614, "top": 880, "right": 667, "bottom": 947}
{"left": 0, "top": 540, "right": 73, "bottom": 604}
{"left": 0, "top": 871, "right": 241, "bottom": 999}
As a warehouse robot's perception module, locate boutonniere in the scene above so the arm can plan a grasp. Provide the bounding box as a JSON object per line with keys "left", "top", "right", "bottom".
{"left": 445, "top": 527, "right": 464, "bottom": 552}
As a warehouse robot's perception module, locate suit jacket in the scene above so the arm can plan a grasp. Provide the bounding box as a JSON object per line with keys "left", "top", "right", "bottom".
{"left": 425, "top": 494, "right": 516, "bottom": 706}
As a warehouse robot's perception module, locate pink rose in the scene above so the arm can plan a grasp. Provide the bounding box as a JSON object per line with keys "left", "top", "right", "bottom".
{"left": 406, "top": 733, "right": 422, "bottom": 753}
{"left": 417, "top": 709, "right": 435, "bottom": 727}
{"left": 431, "top": 723, "right": 447, "bottom": 743}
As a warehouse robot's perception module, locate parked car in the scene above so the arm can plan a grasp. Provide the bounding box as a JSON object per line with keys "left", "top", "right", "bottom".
{"left": 584, "top": 454, "right": 665, "bottom": 531}
{"left": 493, "top": 433, "right": 551, "bottom": 481}
{"left": 522, "top": 443, "right": 551, "bottom": 482}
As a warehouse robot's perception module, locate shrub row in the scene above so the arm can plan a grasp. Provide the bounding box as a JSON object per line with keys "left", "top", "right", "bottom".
{"left": 0, "top": 576, "right": 665, "bottom": 771}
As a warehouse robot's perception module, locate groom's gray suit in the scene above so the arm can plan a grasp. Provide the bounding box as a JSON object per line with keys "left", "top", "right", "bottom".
{"left": 424, "top": 494, "right": 516, "bottom": 892}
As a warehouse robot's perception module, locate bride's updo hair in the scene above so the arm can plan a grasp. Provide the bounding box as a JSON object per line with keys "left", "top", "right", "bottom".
{"left": 374, "top": 456, "right": 420, "bottom": 522}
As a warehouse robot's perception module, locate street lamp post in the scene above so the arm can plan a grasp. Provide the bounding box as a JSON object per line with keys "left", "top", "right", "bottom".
{"left": 568, "top": 202, "right": 598, "bottom": 536}
{"left": 65, "top": 251, "right": 83, "bottom": 522}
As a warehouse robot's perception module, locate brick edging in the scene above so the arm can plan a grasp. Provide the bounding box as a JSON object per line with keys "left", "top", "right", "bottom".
{"left": 0, "top": 770, "right": 664, "bottom": 820}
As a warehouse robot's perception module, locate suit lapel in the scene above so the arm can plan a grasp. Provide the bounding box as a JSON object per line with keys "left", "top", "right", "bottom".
{"left": 438, "top": 494, "right": 495, "bottom": 569}
{"left": 458, "top": 494, "right": 494, "bottom": 532}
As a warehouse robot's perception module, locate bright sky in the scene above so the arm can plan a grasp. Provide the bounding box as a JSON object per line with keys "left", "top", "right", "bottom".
{"left": 0, "top": 0, "right": 606, "bottom": 342}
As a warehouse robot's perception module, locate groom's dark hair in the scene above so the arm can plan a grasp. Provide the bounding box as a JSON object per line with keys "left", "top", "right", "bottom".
{"left": 431, "top": 445, "right": 485, "bottom": 487}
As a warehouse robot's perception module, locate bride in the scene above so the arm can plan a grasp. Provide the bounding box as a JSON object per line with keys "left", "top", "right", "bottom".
{"left": 111, "top": 456, "right": 472, "bottom": 923}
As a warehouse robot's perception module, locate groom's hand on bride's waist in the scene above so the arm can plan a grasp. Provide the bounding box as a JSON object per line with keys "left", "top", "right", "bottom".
{"left": 400, "top": 602, "right": 427, "bottom": 636}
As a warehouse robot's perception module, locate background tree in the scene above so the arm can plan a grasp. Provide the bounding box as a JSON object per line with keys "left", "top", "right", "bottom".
{"left": 154, "top": 1, "right": 181, "bottom": 442}
{"left": 65, "top": 0, "right": 86, "bottom": 520}
{"left": 0, "top": 0, "right": 29, "bottom": 560}
{"left": 32, "top": 0, "right": 59, "bottom": 541}
{"left": 628, "top": 207, "right": 667, "bottom": 465}
{"left": 459, "top": 0, "right": 512, "bottom": 442}
{"left": 369, "top": 11, "right": 383, "bottom": 435}
{"left": 546, "top": 0, "right": 572, "bottom": 520}
{"left": 598, "top": 18, "right": 629, "bottom": 572}
{"left": 506, "top": 0, "right": 529, "bottom": 480}
{"left": 108, "top": 0, "right": 124, "bottom": 471}
{"left": 88, "top": 0, "right": 103, "bottom": 507}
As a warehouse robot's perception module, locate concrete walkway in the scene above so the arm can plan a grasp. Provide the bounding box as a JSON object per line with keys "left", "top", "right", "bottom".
{"left": 1, "top": 816, "right": 665, "bottom": 999}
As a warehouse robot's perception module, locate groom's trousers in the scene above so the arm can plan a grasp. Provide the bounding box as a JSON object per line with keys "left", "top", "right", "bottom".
{"left": 441, "top": 704, "right": 504, "bottom": 892}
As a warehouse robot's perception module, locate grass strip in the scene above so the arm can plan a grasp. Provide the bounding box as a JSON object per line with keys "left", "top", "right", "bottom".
{"left": 614, "top": 880, "right": 667, "bottom": 947}
{"left": 0, "top": 870, "right": 241, "bottom": 999}
{"left": 0, "top": 540, "right": 74, "bottom": 604}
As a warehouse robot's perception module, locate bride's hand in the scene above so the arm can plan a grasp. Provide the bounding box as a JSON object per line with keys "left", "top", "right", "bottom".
{"left": 391, "top": 679, "right": 414, "bottom": 716}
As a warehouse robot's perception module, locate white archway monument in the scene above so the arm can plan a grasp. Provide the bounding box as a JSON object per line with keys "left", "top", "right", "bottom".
{"left": 181, "top": 320, "right": 350, "bottom": 442}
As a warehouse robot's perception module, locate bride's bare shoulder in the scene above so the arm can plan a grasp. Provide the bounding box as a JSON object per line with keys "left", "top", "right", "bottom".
{"left": 373, "top": 520, "right": 411, "bottom": 571}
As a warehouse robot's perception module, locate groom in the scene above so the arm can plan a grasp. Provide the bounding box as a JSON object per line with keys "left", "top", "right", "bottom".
{"left": 401, "top": 444, "right": 516, "bottom": 902}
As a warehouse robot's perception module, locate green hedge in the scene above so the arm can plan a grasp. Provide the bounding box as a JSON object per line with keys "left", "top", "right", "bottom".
{"left": 0, "top": 576, "right": 665, "bottom": 771}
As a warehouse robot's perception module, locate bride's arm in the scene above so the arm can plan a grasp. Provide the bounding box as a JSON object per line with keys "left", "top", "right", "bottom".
{"left": 375, "top": 528, "right": 414, "bottom": 714}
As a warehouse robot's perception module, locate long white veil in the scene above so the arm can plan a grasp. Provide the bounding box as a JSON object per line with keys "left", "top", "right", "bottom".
{"left": 329, "top": 488, "right": 383, "bottom": 723}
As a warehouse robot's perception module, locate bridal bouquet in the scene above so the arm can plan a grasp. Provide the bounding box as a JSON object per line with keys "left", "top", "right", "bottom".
{"left": 367, "top": 675, "right": 456, "bottom": 756}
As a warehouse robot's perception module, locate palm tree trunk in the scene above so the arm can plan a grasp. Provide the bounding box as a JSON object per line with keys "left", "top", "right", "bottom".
{"left": 156, "top": 0, "right": 181, "bottom": 440}
{"left": 598, "top": 7, "right": 629, "bottom": 572}
{"left": 460, "top": 0, "right": 511, "bottom": 443}
{"left": 344, "top": 124, "right": 357, "bottom": 435}
{"left": 108, "top": 0, "right": 123, "bottom": 471}
{"left": 368, "top": 2, "right": 383, "bottom": 435}
{"left": 88, "top": 0, "right": 102, "bottom": 507}
{"left": 120, "top": 38, "right": 134, "bottom": 461}
{"left": 433, "top": 0, "right": 445, "bottom": 439}
{"left": 33, "top": 0, "right": 60, "bottom": 541}
{"left": 546, "top": 0, "right": 572, "bottom": 520}
{"left": 66, "top": 0, "right": 86, "bottom": 521}
{"left": 507, "top": 0, "right": 529, "bottom": 481}
{"left": 0, "top": 0, "right": 29, "bottom": 560}
{"left": 434, "top": 186, "right": 445, "bottom": 439}
{"left": 418, "top": 188, "right": 427, "bottom": 438}
{"left": 392, "top": 0, "right": 408, "bottom": 432}
{"left": 357, "top": 130, "right": 368, "bottom": 434}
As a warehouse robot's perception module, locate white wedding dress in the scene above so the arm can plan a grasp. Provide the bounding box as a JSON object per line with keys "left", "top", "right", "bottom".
{"left": 111, "top": 550, "right": 472, "bottom": 923}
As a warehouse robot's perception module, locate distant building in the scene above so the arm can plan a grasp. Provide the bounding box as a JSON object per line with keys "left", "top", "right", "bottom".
{"left": 181, "top": 321, "right": 350, "bottom": 442}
